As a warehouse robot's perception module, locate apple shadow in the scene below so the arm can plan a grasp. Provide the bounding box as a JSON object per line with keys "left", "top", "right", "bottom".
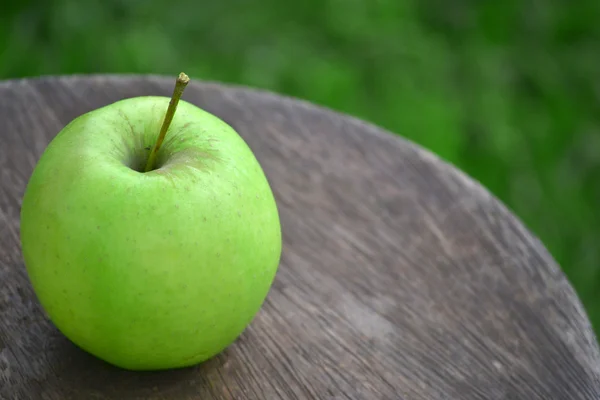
{"left": 39, "top": 327, "right": 230, "bottom": 399}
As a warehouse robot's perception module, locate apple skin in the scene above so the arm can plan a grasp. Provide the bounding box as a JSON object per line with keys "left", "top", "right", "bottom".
{"left": 20, "top": 96, "right": 282, "bottom": 371}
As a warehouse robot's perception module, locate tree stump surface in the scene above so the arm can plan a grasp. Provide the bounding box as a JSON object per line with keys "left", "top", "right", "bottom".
{"left": 1, "top": 75, "right": 599, "bottom": 400}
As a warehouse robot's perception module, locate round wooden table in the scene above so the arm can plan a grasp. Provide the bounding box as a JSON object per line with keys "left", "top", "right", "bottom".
{"left": 1, "top": 76, "right": 599, "bottom": 400}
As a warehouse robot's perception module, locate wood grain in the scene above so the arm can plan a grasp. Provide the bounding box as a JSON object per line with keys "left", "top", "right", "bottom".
{"left": 1, "top": 75, "right": 599, "bottom": 399}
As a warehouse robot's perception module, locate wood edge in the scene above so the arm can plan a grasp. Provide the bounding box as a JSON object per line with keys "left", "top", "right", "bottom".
{"left": 0, "top": 74, "right": 568, "bottom": 285}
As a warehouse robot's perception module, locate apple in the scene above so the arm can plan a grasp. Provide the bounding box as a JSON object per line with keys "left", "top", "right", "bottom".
{"left": 19, "top": 73, "right": 282, "bottom": 371}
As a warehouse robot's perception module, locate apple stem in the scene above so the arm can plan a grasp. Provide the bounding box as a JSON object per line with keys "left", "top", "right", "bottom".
{"left": 144, "top": 72, "right": 190, "bottom": 172}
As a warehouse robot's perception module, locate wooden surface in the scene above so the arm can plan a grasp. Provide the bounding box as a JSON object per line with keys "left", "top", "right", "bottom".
{"left": 1, "top": 76, "right": 600, "bottom": 400}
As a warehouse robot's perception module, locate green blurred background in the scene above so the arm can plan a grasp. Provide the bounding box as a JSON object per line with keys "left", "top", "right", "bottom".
{"left": 2, "top": 1, "right": 599, "bottom": 331}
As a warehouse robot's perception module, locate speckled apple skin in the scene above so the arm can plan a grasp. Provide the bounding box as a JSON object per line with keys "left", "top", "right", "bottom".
{"left": 20, "top": 97, "right": 282, "bottom": 371}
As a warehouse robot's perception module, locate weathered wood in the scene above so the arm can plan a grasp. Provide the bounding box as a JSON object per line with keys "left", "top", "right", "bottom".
{"left": 1, "top": 75, "right": 599, "bottom": 400}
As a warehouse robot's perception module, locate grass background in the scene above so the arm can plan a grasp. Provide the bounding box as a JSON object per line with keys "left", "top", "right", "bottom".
{"left": 2, "top": 1, "right": 599, "bottom": 332}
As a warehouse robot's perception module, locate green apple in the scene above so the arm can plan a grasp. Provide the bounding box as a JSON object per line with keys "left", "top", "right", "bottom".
{"left": 19, "top": 73, "right": 282, "bottom": 371}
